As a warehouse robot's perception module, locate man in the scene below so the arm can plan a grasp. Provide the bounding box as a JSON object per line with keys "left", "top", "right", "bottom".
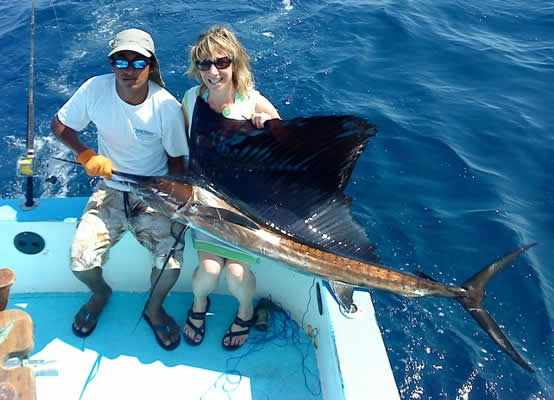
{"left": 51, "top": 28, "right": 188, "bottom": 350}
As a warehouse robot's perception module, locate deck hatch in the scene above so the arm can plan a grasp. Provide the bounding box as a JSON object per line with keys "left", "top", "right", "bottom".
{"left": 13, "top": 232, "right": 45, "bottom": 254}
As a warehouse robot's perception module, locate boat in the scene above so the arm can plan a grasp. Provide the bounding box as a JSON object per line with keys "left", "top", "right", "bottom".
{"left": 0, "top": 194, "right": 400, "bottom": 399}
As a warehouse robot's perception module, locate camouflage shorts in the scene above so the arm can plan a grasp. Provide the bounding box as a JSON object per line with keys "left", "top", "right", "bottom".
{"left": 71, "top": 181, "right": 184, "bottom": 271}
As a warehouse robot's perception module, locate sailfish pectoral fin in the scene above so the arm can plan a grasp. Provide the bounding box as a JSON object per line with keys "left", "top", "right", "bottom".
{"left": 456, "top": 243, "right": 537, "bottom": 372}
{"left": 326, "top": 280, "right": 356, "bottom": 313}
{"left": 189, "top": 205, "right": 259, "bottom": 230}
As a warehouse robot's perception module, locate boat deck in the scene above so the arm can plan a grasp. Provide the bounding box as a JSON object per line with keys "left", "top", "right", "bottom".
{"left": 9, "top": 291, "right": 322, "bottom": 400}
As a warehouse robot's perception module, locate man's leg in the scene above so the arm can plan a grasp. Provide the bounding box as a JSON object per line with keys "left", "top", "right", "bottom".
{"left": 72, "top": 268, "right": 112, "bottom": 335}
{"left": 131, "top": 196, "right": 184, "bottom": 349}
{"left": 143, "top": 267, "right": 181, "bottom": 348}
{"left": 71, "top": 184, "right": 125, "bottom": 336}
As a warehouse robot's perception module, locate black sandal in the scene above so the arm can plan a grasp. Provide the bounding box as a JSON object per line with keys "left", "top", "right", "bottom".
{"left": 222, "top": 314, "right": 255, "bottom": 351}
{"left": 183, "top": 297, "right": 210, "bottom": 346}
{"left": 72, "top": 307, "right": 101, "bottom": 338}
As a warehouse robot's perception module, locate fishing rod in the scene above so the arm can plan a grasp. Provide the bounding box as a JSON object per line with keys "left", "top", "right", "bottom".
{"left": 50, "top": 157, "right": 158, "bottom": 183}
{"left": 17, "top": 0, "right": 38, "bottom": 209}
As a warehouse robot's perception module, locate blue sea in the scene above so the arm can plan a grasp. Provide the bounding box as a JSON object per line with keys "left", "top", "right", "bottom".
{"left": 1, "top": 0, "right": 552, "bottom": 398}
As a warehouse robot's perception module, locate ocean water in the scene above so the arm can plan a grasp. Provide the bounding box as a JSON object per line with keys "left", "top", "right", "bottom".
{"left": 1, "top": 0, "right": 553, "bottom": 399}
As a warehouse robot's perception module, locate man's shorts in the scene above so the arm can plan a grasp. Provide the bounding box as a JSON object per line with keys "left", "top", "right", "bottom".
{"left": 71, "top": 181, "right": 183, "bottom": 272}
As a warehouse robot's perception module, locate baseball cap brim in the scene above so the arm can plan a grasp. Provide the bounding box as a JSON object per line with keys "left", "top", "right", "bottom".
{"left": 108, "top": 44, "right": 152, "bottom": 59}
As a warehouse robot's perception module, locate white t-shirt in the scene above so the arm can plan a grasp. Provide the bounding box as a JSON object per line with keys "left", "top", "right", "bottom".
{"left": 57, "top": 74, "right": 188, "bottom": 191}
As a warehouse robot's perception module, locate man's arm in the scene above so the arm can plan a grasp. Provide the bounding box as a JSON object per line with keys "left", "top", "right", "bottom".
{"left": 51, "top": 115, "right": 88, "bottom": 154}
{"left": 51, "top": 115, "right": 115, "bottom": 180}
{"left": 167, "top": 155, "right": 185, "bottom": 176}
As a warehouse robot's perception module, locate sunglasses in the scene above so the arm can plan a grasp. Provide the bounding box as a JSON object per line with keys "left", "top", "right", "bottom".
{"left": 196, "top": 57, "right": 233, "bottom": 71}
{"left": 112, "top": 58, "right": 151, "bottom": 70}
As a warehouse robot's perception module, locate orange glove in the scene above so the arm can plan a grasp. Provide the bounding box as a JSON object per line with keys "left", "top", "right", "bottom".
{"left": 76, "top": 148, "right": 115, "bottom": 180}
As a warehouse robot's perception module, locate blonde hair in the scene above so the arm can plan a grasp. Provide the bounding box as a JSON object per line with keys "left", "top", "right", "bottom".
{"left": 186, "top": 25, "right": 254, "bottom": 95}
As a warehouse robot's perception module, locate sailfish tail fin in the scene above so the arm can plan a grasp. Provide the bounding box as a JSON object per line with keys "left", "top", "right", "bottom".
{"left": 456, "top": 243, "right": 537, "bottom": 372}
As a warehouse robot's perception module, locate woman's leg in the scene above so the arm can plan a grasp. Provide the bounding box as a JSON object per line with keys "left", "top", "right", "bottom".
{"left": 183, "top": 251, "right": 223, "bottom": 343}
{"left": 223, "top": 260, "right": 256, "bottom": 347}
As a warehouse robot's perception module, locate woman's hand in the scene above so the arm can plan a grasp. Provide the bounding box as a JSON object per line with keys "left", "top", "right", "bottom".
{"left": 250, "top": 112, "right": 272, "bottom": 129}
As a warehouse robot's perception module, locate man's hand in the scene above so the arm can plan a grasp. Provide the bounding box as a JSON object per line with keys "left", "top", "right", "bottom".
{"left": 76, "top": 148, "right": 115, "bottom": 180}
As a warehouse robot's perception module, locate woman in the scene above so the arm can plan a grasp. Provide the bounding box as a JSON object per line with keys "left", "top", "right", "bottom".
{"left": 182, "top": 25, "right": 281, "bottom": 350}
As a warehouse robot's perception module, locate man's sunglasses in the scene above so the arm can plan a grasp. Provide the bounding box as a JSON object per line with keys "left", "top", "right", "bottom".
{"left": 196, "top": 57, "right": 232, "bottom": 71}
{"left": 112, "top": 58, "right": 151, "bottom": 70}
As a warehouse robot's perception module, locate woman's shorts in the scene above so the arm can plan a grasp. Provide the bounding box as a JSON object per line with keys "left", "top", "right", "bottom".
{"left": 192, "top": 230, "right": 260, "bottom": 265}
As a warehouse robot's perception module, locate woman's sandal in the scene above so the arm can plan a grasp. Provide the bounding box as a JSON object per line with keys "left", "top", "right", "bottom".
{"left": 183, "top": 297, "right": 210, "bottom": 346}
{"left": 221, "top": 314, "right": 255, "bottom": 351}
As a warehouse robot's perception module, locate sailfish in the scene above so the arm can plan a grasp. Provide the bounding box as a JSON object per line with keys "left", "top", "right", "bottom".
{"left": 103, "top": 97, "right": 536, "bottom": 371}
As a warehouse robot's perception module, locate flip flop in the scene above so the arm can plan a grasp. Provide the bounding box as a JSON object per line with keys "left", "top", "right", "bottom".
{"left": 143, "top": 312, "right": 181, "bottom": 351}
{"left": 183, "top": 297, "right": 210, "bottom": 346}
{"left": 72, "top": 307, "right": 101, "bottom": 338}
{"left": 222, "top": 314, "right": 255, "bottom": 351}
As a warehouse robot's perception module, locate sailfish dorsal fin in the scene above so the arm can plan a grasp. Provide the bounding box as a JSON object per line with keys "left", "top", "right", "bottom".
{"left": 189, "top": 97, "right": 380, "bottom": 263}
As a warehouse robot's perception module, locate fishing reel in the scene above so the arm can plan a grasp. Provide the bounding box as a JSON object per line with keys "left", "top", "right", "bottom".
{"left": 17, "top": 154, "right": 58, "bottom": 184}
{"left": 16, "top": 153, "right": 41, "bottom": 177}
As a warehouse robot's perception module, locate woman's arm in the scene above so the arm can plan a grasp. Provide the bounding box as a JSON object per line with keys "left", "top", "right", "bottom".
{"left": 251, "top": 95, "right": 281, "bottom": 128}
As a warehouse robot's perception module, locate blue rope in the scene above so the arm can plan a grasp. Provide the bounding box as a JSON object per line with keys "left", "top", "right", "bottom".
{"left": 78, "top": 353, "right": 102, "bottom": 400}
{"left": 223, "top": 278, "right": 322, "bottom": 397}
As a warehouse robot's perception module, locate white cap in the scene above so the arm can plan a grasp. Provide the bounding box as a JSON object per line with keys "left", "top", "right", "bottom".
{"left": 108, "top": 28, "right": 165, "bottom": 87}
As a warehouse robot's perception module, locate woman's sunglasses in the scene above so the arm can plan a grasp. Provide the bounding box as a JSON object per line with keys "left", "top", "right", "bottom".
{"left": 196, "top": 57, "right": 232, "bottom": 71}
{"left": 112, "top": 58, "right": 151, "bottom": 70}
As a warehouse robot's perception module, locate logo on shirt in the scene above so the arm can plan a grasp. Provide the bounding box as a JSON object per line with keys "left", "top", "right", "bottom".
{"left": 135, "top": 129, "right": 159, "bottom": 143}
